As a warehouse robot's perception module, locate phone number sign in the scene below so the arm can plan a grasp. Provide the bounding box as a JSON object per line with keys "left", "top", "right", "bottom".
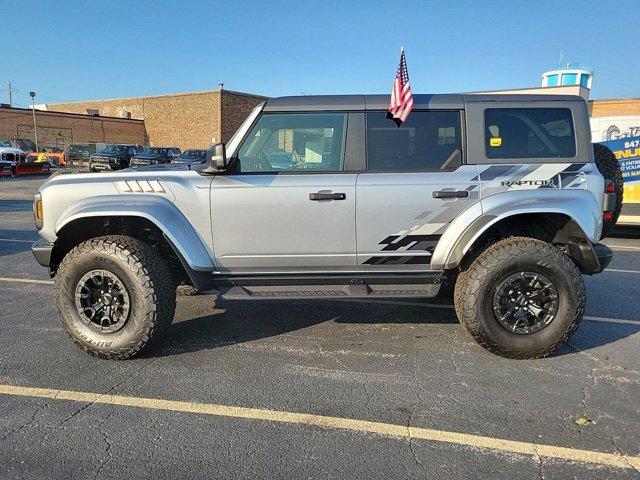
{"left": 599, "top": 136, "right": 640, "bottom": 183}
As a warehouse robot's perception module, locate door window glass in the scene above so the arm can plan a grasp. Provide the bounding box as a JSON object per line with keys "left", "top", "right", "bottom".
{"left": 366, "top": 111, "right": 462, "bottom": 171}
{"left": 485, "top": 108, "right": 576, "bottom": 159}
{"left": 237, "top": 113, "right": 347, "bottom": 172}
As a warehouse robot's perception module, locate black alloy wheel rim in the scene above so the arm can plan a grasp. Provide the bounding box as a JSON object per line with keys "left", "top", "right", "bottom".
{"left": 492, "top": 271, "right": 559, "bottom": 335}
{"left": 74, "top": 270, "right": 130, "bottom": 333}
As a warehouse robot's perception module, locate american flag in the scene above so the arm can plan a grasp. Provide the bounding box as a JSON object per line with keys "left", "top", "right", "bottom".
{"left": 388, "top": 48, "right": 414, "bottom": 126}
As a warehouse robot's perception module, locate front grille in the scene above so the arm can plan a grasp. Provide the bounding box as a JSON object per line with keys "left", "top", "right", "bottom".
{"left": 1, "top": 153, "right": 16, "bottom": 162}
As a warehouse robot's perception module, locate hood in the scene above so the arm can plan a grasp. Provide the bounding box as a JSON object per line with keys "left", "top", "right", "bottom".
{"left": 124, "top": 164, "right": 188, "bottom": 172}
{"left": 92, "top": 152, "right": 123, "bottom": 158}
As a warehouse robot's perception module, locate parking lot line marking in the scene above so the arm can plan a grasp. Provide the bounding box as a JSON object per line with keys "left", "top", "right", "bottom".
{"left": 0, "top": 238, "right": 35, "bottom": 243}
{"left": 0, "top": 277, "right": 53, "bottom": 285}
{"left": 604, "top": 268, "right": 640, "bottom": 274}
{"left": 585, "top": 316, "right": 640, "bottom": 326}
{"left": 605, "top": 244, "right": 640, "bottom": 252}
{"left": 0, "top": 219, "right": 34, "bottom": 224}
{"left": 0, "top": 384, "right": 637, "bottom": 470}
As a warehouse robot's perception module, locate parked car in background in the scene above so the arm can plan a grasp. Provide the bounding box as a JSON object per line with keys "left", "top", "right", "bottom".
{"left": 65, "top": 143, "right": 106, "bottom": 167}
{"left": 0, "top": 141, "right": 51, "bottom": 176}
{"left": 2, "top": 139, "right": 37, "bottom": 154}
{"left": 89, "top": 145, "right": 143, "bottom": 172}
{"left": 130, "top": 147, "right": 181, "bottom": 167}
{"left": 0, "top": 141, "right": 27, "bottom": 176}
{"left": 171, "top": 149, "right": 207, "bottom": 166}
{"left": 27, "top": 147, "right": 66, "bottom": 167}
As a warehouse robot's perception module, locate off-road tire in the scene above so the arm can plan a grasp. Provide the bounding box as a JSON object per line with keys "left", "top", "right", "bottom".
{"left": 593, "top": 143, "right": 623, "bottom": 238}
{"left": 454, "top": 237, "right": 585, "bottom": 359}
{"left": 55, "top": 235, "right": 176, "bottom": 359}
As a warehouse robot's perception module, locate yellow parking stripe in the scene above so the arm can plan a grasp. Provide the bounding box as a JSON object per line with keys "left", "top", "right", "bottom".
{"left": 617, "top": 215, "right": 640, "bottom": 224}
{"left": 0, "top": 384, "right": 638, "bottom": 470}
{"left": 0, "top": 277, "right": 54, "bottom": 285}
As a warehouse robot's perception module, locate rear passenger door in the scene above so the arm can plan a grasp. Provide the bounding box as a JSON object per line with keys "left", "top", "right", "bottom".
{"left": 356, "top": 111, "right": 480, "bottom": 270}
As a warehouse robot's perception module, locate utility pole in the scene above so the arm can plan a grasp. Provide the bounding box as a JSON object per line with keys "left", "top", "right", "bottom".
{"left": 30, "top": 91, "right": 38, "bottom": 152}
{"left": 7, "top": 81, "right": 13, "bottom": 106}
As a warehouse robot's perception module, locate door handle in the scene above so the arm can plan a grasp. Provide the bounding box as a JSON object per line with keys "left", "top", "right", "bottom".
{"left": 433, "top": 190, "right": 469, "bottom": 199}
{"left": 309, "top": 191, "right": 346, "bottom": 201}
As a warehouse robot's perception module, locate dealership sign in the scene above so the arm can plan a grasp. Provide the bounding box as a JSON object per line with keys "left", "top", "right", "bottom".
{"left": 605, "top": 124, "right": 640, "bottom": 141}
{"left": 600, "top": 136, "right": 640, "bottom": 183}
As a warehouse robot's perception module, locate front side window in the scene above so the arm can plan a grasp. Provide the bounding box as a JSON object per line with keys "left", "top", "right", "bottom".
{"left": 485, "top": 108, "right": 576, "bottom": 159}
{"left": 237, "top": 113, "right": 347, "bottom": 173}
{"left": 366, "top": 111, "right": 462, "bottom": 171}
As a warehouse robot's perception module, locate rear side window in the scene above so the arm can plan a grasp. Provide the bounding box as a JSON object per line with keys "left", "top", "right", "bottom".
{"left": 485, "top": 108, "right": 576, "bottom": 159}
{"left": 366, "top": 111, "right": 462, "bottom": 171}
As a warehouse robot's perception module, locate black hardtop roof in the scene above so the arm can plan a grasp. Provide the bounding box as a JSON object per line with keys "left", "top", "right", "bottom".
{"left": 263, "top": 94, "right": 586, "bottom": 112}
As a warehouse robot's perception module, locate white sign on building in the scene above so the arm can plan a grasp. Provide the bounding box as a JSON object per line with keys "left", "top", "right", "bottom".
{"left": 590, "top": 115, "right": 640, "bottom": 142}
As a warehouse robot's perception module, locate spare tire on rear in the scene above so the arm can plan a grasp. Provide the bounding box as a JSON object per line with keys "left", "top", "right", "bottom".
{"left": 593, "top": 143, "right": 623, "bottom": 238}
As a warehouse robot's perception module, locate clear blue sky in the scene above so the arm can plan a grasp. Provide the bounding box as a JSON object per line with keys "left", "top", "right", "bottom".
{"left": 1, "top": 0, "right": 636, "bottom": 108}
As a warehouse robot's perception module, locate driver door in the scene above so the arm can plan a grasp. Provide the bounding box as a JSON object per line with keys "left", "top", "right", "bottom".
{"left": 210, "top": 112, "right": 357, "bottom": 274}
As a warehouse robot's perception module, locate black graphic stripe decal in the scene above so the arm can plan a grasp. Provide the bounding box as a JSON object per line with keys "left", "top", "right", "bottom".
{"left": 363, "top": 255, "right": 432, "bottom": 266}
{"left": 380, "top": 234, "right": 440, "bottom": 251}
{"left": 363, "top": 234, "right": 442, "bottom": 265}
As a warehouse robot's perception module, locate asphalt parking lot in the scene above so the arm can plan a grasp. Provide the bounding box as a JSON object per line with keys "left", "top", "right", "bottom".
{"left": 1, "top": 175, "right": 639, "bottom": 479}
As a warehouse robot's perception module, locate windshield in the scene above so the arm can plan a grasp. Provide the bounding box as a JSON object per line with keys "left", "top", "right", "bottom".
{"left": 68, "top": 145, "right": 94, "bottom": 156}
{"left": 181, "top": 150, "right": 206, "bottom": 159}
{"left": 99, "top": 145, "right": 127, "bottom": 154}
{"left": 0, "top": 141, "right": 9, "bottom": 148}
{"left": 140, "top": 147, "right": 167, "bottom": 156}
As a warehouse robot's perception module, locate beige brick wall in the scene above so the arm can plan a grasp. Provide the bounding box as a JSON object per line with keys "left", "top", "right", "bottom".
{"left": 0, "top": 107, "right": 146, "bottom": 147}
{"left": 219, "top": 91, "right": 266, "bottom": 143}
{"left": 46, "top": 89, "right": 267, "bottom": 150}
{"left": 590, "top": 98, "right": 640, "bottom": 117}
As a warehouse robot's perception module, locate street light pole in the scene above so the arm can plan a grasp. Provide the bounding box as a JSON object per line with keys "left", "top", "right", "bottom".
{"left": 29, "top": 91, "right": 38, "bottom": 152}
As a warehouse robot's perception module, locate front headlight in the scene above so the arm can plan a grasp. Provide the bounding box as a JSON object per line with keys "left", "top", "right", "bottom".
{"left": 33, "top": 192, "right": 43, "bottom": 230}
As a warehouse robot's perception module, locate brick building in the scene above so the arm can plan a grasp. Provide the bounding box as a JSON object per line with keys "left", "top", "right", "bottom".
{"left": 42, "top": 88, "right": 267, "bottom": 150}
{"left": 589, "top": 98, "right": 640, "bottom": 117}
{"left": 0, "top": 106, "right": 146, "bottom": 147}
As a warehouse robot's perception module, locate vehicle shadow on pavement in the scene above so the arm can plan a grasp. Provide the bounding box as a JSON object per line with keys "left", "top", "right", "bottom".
{"left": 0, "top": 199, "right": 33, "bottom": 212}
{"left": 555, "top": 320, "right": 640, "bottom": 357}
{"left": 153, "top": 296, "right": 458, "bottom": 358}
{"left": 153, "top": 294, "right": 638, "bottom": 358}
{"left": 0, "top": 229, "right": 38, "bottom": 257}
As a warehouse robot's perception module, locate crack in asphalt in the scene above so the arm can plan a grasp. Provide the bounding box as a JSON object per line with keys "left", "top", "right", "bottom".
{"left": 535, "top": 452, "right": 545, "bottom": 480}
{"left": 406, "top": 405, "right": 427, "bottom": 477}
{"left": 93, "top": 413, "right": 113, "bottom": 480}
{"left": 1, "top": 401, "right": 48, "bottom": 442}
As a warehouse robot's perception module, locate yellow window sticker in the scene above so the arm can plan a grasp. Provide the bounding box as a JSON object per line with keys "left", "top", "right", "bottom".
{"left": 490, "top": 137, "right": 502, "bottom": 147}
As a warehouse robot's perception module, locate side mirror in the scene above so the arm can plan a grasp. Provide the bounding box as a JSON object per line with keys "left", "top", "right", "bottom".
{"left": 207, "top": 143, "right": 227, "bottom": 170}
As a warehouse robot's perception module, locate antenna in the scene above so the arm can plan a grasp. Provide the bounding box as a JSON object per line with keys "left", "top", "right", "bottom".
{"left": 558, "top": 49, "right": 564, "bottom": 67}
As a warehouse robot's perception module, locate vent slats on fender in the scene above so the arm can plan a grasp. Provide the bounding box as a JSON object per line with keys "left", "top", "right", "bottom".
{"left": 115, "top": 179, "right": 168, "bottom": 195}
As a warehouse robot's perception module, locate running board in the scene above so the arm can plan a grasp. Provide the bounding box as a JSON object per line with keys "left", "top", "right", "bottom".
{"left": 219, "top": 276, "right": 441, "bottom": 300}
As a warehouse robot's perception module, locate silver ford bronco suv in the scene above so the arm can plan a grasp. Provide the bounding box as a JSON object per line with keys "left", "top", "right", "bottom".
{"left": 32, "top": 94, "right": 616, "bottom": 360}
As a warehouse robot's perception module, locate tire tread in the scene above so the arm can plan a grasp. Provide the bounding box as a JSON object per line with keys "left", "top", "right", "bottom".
{"left": 454, "top": 237, "right": 585, "bottom": 359}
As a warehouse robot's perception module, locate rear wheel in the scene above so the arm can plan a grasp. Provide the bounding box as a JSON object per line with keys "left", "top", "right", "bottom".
{"left": 593, "top": 143, "right": 623, "bottom": 238}
{"left": 55, "top": 235, "right": 176, "bottom": 359}
{"left": 454, "top": 237, "right": 584, "bottom": 359}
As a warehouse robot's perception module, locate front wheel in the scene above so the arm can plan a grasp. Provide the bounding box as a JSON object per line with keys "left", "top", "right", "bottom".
{"left": 54, "top": 235, "right": 176, "bottom": 359}
{"left": 454, "top": 237, "right": 585, "bottom": 359}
